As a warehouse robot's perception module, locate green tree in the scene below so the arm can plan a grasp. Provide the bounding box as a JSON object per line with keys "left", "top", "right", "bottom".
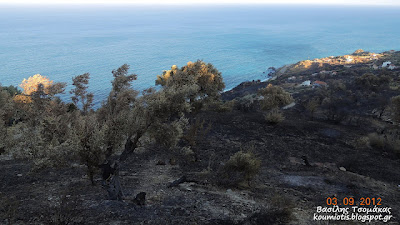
{"left": 119, "top": 84, "right": 191, "bottom": 160}
{"left": 355, "top": 73, "right": 390, "bottom": 91}
{"left": 1, "top": 85, "right": 21, "bottom": 96}
{"left": 221, "top": 149, "right": 261, "bottom": 187}
{"left": 98, "top": 64, "right": 139, "bottom": 157}
{"left": 71, "top": 113, "right": 107, "bottom": 185}
{"left": 70, "top": 73, "right": 94, "bottom": 114}
{"left": 305, "top": 96, "right": 321, "bottom": 120}
{"left": 391, "top": 95, "right": 400, "bottom": 123}
{"left": 156, "top": 60, "right": 225, "bottom": 110}
{"left": 258, "top": 84, "right": 293, "bottom": 111}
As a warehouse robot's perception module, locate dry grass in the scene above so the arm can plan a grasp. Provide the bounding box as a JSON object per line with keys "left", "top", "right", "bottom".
{"left": 265, "top": 108, "right": 285, "bottom": 124}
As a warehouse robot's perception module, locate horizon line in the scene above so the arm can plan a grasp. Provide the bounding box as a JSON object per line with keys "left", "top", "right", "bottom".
{"left": 0, "top": 2, "right": 400, "bottom": 7}
{"left": 1, "top": 2, "right": 400, "bottom": 6}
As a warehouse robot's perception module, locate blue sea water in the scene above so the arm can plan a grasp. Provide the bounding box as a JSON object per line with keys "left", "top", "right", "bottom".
{"left": 0, "top": 4, "right": 399, "bottom": 106}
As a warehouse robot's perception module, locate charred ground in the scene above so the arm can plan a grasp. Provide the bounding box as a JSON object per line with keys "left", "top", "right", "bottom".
{"left": 1, "top": 51, "right": 400, "bottom": 224}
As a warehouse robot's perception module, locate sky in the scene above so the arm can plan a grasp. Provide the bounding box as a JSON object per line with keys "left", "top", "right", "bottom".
{"left": 0, "top": 0, "right": 399, "bottom": 5}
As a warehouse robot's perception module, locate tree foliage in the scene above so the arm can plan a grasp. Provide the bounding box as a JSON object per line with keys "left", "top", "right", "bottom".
{"left": 71, "top": 113, "right": 107, "bottom": 184}
{"left": 19, "top": 74, "right": 53, "bottom": 95}
{"left": 1, "top": 85, "right": 20, "bottom": 96}
{"left": 355, "top": 73, "right": 390, "bottom": 91}
{"left": 391, "top": 95, "right": 400, "bottom": 123}
{"left": 156, "top": 60, "right": 225, "bottom": 104}
{"left": 258, "top": 84, "right": 293, "bottom": 110}
{"left": 70, "top": 73, "right": 94, "bottom": 114}
{"left": 97, "top": 64, "right": 139, "bottom": 157}
{"left": 2, "top": 62, "right": 224, "bottom": 189}
{"left": 220, "top": 148, "right": 261, "bottom": 187}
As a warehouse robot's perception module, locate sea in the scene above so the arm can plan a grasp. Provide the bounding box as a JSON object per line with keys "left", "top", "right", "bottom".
{"left": 0, "top": 4, "right": 399, "bottom": 106}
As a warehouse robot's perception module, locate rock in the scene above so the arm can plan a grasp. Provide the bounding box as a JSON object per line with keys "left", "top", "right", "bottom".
{"left": 339, "top": 167, "right": 346, "bottom": 172}
{"left": 156, "top": 160, "right": 166, "bottom": 165}
{"left": 282, "top": 102, "right": 296, "bottom": 110}
{"left": 169, "top": 158, "right": 176, "bottom": 165}
{"left": 17, "top": 174, "right": 22, "bottom": 177}
{"left": 179, "top": 183, "right": 193, "bottom": 191}
{"left": 132, "top": 192, "right": 146, "bottom": 206}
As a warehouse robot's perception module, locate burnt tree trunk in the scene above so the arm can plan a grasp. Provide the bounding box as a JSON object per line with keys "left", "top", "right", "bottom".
{"left": 119, "top": 131, "right": 142, "bottom": 161}
{"left": 87, "top": 163, "right": 95, "bottom": 186}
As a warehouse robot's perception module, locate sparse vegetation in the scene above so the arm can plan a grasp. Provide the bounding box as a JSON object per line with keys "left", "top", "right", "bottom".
{"left": 258, "top": 84, "right": 293, "bottom": 110}
{"left": 367, "top": 133, "right": 385, "bottom": 149}
{"left": 264, "top": 108, "right": 284, "bottom": 124}
{"left": 355, "top": 73, "right": 390, "bottom": 91}
{"left": 219, "top": 146, "right": 261, "bottom": 187}
{"left": 235, "top": 94, "right": 258, "bottom": 112}
{"left": 391, "top": 95, "right": 400, "bottom": 123}
{"left": 2, "top": 50, "right": 400, "bottom": 224}
{"left": 156, "top": 60, "right": 225, "bottom": 111}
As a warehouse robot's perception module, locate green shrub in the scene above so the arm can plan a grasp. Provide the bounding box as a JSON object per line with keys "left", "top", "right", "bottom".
{"left": 367, "top": 133, "right": 385, "bottom": 149}
{"left": 353, "top": 136, "right": 370, "bottom": 149}
{"left": 243, "top": 194, "right": 294, "bottom": 224}
{"left": 156, "top": 60, "right": 225, "bottom": 103}
{"left": 208, "top": 100, "right": 235, "bottom": 112}
{"left": 220, "top": 149, "right": 261, "bottom": 187}
{"left": 385, "top": 134, "right": 400, "bottom": 158}
{"left": 391, "top": 95, "right": 400, "bottom": 123}
{"left": 1, "top": 85, "right": 21, "bottom": 96}
{"left": 235, "top": 94, "right": 257, "bottom": 112}
{"left": 265, "top": 108, "right": 284, "bottom": 124}
{"left": 258, "top": 84, "right": 293, "bottom": 110}
{"left": 355, "top": 73, "right": 390, "bottom": 91}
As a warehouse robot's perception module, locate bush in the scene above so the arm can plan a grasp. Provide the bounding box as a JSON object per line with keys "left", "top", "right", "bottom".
{"left": 243, "top": 194, "right": 294, "bottom": 224}
{"left": 353, "top": 136, "right": 370, "bottom": 149}
{"left": 206, "top": 100, "right": 235, "bottom": 113}
{"left": 304, "top": 96, "right": 321, "bottom": 120}
{"left": 265, "top": 108, "right": 284, "bottom": 124}
{"left": 364, "top": 132, "right": 400, "bottom": 158}
{"left": 367, "top": 133, "right": 385, "bottom": 149}
{"left": 0, "top": 85, "right": 21, "bottom": 96}
{"left": 156, "top": 60, "right": 225, "bottom": 103}
{"left": 386, "top": 138, "right": 400, "bottom": 157}
{"left": 391, "top": 95, "right": 400, "bottom": 123}
{"left": 355, "top": 73, "right": 390, "bottom": 91}
{"left": 219, "top": 149, "right": 261, "bottom": 187}
{"left": 258, "top": 84, "right": 293, "bottom": 110}
{"left": 235, "top": 94, "right": 257, "bottom": 112}
{"left": 6, "top": 122, "right": 78, "bottom": 170}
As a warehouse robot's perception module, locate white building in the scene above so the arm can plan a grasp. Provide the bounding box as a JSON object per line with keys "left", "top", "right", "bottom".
{"left": 346, "top": 57, "right": 353, "bottom": 62}
{"left": 382, "top": 61, "right": 392, "bottom": 68}
{"left": 301, "top": 80, "right": 311, "bottom": 86}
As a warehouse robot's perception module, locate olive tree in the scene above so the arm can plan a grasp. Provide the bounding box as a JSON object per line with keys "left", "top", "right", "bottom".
{"left": 258, "top": 84, "right": 293, "bottom": 111}
{"left": 70, "top": 73, "right": 94, "bottom": 114}
{"left": 119, "top": 82, "right": 192, "bottom": 160}
{"left": 98, "top": 64, "right": 139, "bottom": 157}
{"left": 70, "top": 113, "right": 107, "bottom": 185}
{"left": 156, "top": 60, "right": 225, "bottom": 110}
{"left": 258, "top": 84, "right": 293, "bottom": 123}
